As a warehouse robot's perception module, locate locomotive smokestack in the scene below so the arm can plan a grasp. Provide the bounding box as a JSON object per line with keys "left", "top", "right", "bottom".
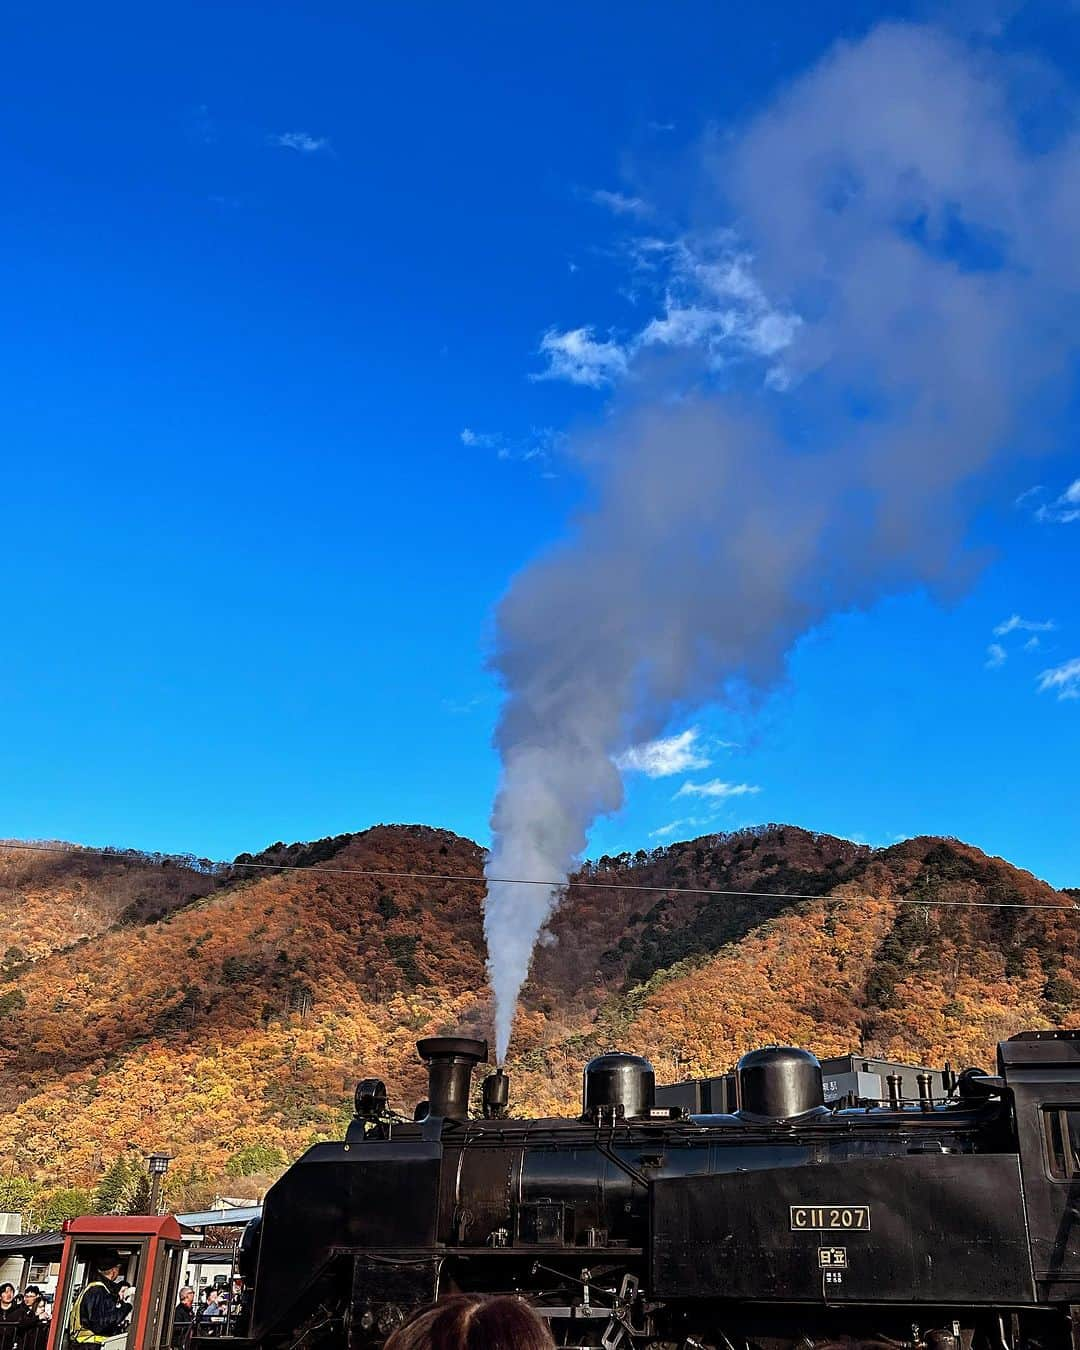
{"left": 416, "top": 1037, "right": 488, "bottom": 1119}
{"left": 482, "top": 1067, "right": 510, "bottom": 1119}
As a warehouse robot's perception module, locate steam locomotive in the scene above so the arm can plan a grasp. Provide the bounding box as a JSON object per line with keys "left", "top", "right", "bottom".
{"left": 236, "top": 1029, "right": 1080, "bottom": 1350}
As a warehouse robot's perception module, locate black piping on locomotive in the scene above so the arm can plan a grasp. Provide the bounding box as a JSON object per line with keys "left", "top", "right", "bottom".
{"left": 232, "top": 1029, "right": 1080, "bottom": 1350}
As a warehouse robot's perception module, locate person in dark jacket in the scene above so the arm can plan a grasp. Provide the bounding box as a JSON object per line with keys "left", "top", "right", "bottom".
{"left": 69, "top": 1253, "right": 131, "bottom": 1345}
{"left": 0, "top": 1283, "right": 29, "bottom": 1350}
{"left": 17, "top": 1290, "right": 46, "bottom": 1350}
{"left": 171, "top": 1287, "right": 195, "bottom": 1348}
{"left": 20, "top": 1290, "right": 46, "bottom": 1323}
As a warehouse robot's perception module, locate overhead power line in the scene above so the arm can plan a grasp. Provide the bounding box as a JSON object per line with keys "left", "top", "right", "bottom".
{"left": 0, "top": 840, "right": 1076, "bottom": 911}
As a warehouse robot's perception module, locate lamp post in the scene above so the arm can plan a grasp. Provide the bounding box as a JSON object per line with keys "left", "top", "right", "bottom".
{"left": 146, "top": 1152, "right": 173, "bottom": 1216}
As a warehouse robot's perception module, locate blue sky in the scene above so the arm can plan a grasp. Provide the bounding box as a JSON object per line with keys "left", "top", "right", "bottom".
{"left": 1, "top": 1, "right": 1077, "bottom": 888}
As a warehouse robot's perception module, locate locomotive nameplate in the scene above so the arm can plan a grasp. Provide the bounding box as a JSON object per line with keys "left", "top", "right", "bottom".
{"left": 790, "top": 1205, "right": 870, "bottom": 1230}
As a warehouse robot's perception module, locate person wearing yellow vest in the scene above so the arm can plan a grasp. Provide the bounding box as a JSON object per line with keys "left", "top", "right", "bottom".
{"left": 69, "top": 1252, "right": 132, "bottom": 1348}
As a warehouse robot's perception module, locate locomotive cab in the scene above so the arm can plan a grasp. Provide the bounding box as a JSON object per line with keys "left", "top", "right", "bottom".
{"left": 1000, "top": 1030, "right": 1080, "bottom": 1300}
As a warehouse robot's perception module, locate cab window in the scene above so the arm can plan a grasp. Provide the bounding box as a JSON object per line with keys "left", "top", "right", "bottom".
{"left": 1043, "top": 1106, "right": 1080, "bottom": 1178}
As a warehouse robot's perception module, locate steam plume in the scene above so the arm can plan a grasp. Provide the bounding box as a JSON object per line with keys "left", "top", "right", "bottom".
{"left": 484, "top": 23, "right": 1080, "bottom": 1062}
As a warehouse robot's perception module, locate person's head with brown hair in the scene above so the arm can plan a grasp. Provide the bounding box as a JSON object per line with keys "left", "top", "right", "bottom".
{"left": 384, "top": 1295, "right": 554, "bottom": 1350}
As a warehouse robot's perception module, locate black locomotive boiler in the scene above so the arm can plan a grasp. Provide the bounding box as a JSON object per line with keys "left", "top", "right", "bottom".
{"left": 235, "top": 1029, "right": 1080, "bottom": 1350}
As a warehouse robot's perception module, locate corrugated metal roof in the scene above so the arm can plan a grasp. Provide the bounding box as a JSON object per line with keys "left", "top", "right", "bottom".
{"left": 0, "top": 1232, "right": 62, "bottom": 1254}
{"left": 175, "top": 1207, "right": 261, "bottom": 1229}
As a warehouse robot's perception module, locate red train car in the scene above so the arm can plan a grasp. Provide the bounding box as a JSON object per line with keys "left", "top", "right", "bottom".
{"left": 46, "top": 1216, "right": 185, "bottom": 1350}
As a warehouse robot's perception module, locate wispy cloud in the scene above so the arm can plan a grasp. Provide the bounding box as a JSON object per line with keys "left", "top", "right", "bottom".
{"left": 674, "top": 778, "right": 761, "bottom": 800}
{"left": 441, "top": 694, "right": 487, "bottom": 715}
{"left": 647, "top": 120, "right": 676, "bottom": 133}
{"left": 987, "top": 615, "right": 1056, "bottom": 670}
{"left": 648, "top": 814, "right": 715, "bottom": 840}
{"left": 532, "top": 327, "right": 630, "bottom": 388}
{"left": 270, "top": 131, "right": 331, "bottom": 154}
{"left": 1018, "top": 478, "right": 1080, "bottom": 523}
{"left": 1037, "top": 478, "right": 1080, "bottom": 524}
{"left": 588, "top": 188, "right": 652, "bottom": 218}
{"left": 994, "top": 614, "right": 1056, "bottom": 637}
{"left": 640, "top": 244, "right": 802, "bottom": 360}
{"left": 460, "top": 428, "right": 501, "bottom": 450}
{"left": 532, "top": 238, "right": 800, "bottom": 387}
{"left": 616, "top": 728, "right": 711, "bottom": 777}
{"left": 460, "top": 425, "right": 564, "bottom": 465}
{"left": 1038, "top": 658, "right": 1080, "bottom": 701}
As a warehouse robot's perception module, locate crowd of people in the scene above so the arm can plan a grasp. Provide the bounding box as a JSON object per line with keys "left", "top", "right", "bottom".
{"left": 0, "top": 1251, "right": 250, "bottom": 1350}
{"left": 0, "top": 1280, "right": 52, "bottom": 1350}
{"left": 172, "top": 1278, "right": 244, "bottom": 1345}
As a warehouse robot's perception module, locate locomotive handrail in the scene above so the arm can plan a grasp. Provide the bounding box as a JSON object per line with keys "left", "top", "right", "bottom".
{"left": 594, "top": 1127, "right": 651, "bottom": 1188}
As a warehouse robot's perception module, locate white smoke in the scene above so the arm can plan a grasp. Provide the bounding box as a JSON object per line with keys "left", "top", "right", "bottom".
{"left": 483, "top": 23, "right": 1080, "bottom": 1063}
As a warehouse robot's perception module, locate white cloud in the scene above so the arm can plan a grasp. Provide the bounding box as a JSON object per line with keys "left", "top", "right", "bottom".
{"left": 460, "top": 427, "right": 500, "bottom": 450}
{"left": 985, "top": 643, "right": 1007, "bottom": 669}
{"left": 533, "top": 238, "right": 801, "bottom": 387}
{"left": 1038, "top": 658, "right": 1080, "bottom": 701}
{"left": 988, "top": 616, "right": 1056, "bottom": 669}
{"left": 616, "top": 728, "right": 711, "bottom": 777}
{"left": 648, "top": 814, "right": 715, "bottom": 839}
{"left": 639, "top": 244, "right": 802, "bottom": 366}
{"left": 589, "top": 189, "right": 652, "bottom": 218}
{"left": 648, "top": 821, "right": 682, "bottom": 838}
{"left": 460, "top": 425, "right": 564, "bottom": 465}
{"left": 994, "top": 614, "right": 1056, "bottom": 637}
{"left": 1026, "top": 478, "right": 1080, "bottom": 524}
{"left": 674, "top": 778, "right": 761, "bottom": 800}
{"left": 271, "top": 132, "right": 330, "bottom": 154}
{"left": 1043, "top": 482, "right": 1080, "bottom": 523}
{"left": 532, "top": 327, "right": 630, "bottom": 388}
{"left": 638, "top": 304, "right": 719, "bottom": 348}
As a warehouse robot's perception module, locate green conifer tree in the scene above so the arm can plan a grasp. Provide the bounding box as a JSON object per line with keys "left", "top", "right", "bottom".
{"left": 94, "top": 1157, "right": 133, "bottom": 1215}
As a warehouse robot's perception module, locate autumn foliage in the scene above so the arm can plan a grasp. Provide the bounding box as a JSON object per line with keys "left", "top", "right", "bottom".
{"left": 0, "top": 824, "right": 1074, "bottom": 1222}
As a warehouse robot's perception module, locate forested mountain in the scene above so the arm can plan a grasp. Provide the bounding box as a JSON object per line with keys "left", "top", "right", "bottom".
{"left": 0, "top": 825, "right": 1073, "bottom": 1226}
